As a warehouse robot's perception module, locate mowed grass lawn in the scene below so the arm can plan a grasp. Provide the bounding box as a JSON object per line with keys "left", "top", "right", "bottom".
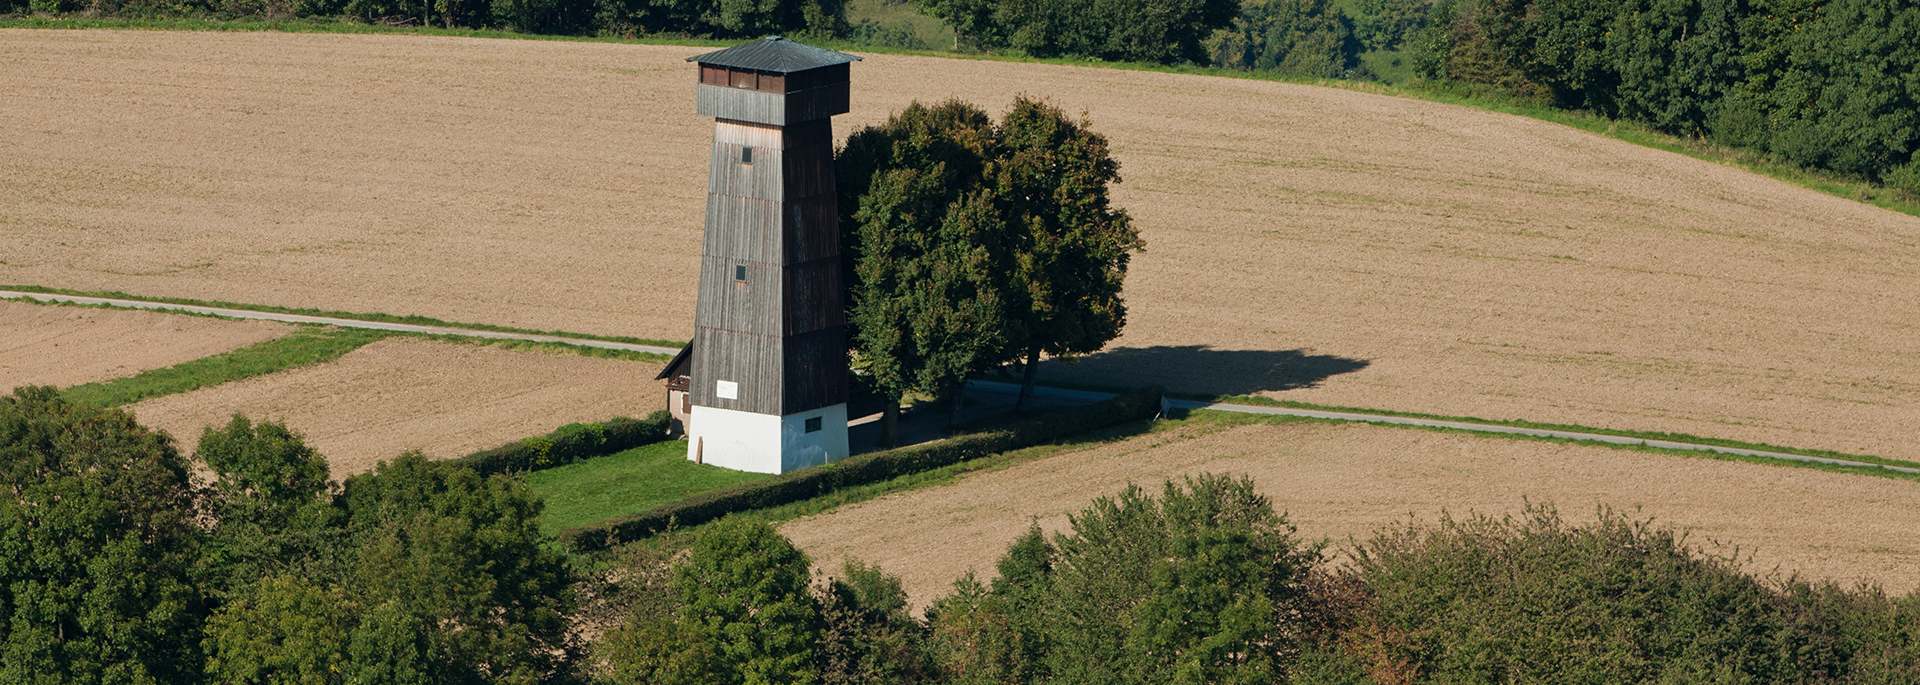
{"left": 523, "top": 440, "right": 768, "bottom": 535}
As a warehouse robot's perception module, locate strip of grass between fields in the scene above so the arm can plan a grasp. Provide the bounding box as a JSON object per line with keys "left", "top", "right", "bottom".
{"left": 1177, "top": 409, "right": 1920, "bottom": 482}
{"left": 1009, "top": 375, "right": 1916, "bottom": 471}
{"left": 5, "top": 293, "right": 672, "bottom": 364}
{"left": 58, "top": 325, "right": 389, "bottom": 407}
{"left": 6, "top": 18, "right": 1914, "bottom": 220}
{"left": 0, "top": 284, "right": 685, "bottom": 349}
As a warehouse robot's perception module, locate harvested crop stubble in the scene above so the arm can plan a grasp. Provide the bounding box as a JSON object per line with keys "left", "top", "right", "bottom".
{"left": 4, "top": 30, "right": 1919, "bottom": 461}
{"left": 0, "top": 299, "right": 290, "bottom": 388}
{"left": 779, "top": 420, "right": 1920, "bottom": 611}
{"left": 128, "top": 337, "right": 664, "bottom": 475}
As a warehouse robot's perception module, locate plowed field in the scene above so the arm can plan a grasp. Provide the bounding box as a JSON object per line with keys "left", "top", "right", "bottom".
{"left": 4, "top": 29, "right": 1917, "bottom": 460}
{"left": 0, "top": 299, "right": 290, "bottom": 388}
{"left": 128, "top": 337, "right": 664, "bottom": 475}
{"left": 779, "top": 419, "right": 1920, "bottom": 611}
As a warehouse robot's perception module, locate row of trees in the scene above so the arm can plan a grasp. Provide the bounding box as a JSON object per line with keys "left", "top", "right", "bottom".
{"left": 1414, "top": 0, "right": 1920, "bottom": 192}
{"left": 4, "top": 0, "right": 846, "bottom": 40}
{"left": 605, "top": 479, "right": 1920, "bottom": 684}
{"left": 10, "top": 384, "right": 1920, "bottom": 682}
{"left": 835, "top": 96, "right": 1142, "bottom": 442}
{"left": 0, "top": 386, "right": 573, "bottom": 683}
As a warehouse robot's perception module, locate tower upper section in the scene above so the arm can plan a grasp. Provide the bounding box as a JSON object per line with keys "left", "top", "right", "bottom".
{"left": 687, "top": 37, "right": 861, "bottom": 127}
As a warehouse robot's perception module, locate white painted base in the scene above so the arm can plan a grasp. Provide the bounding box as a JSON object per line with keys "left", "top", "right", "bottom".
{"left": 686, "top": 403, "right": 849, "bottom": 474}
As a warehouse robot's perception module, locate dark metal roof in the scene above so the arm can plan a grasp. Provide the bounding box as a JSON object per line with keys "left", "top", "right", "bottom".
{"left": 686, "top": 36, "right": 860, "bottom": 73}
{"left": 655, "top": 344, "right": 693, "bottom": 380}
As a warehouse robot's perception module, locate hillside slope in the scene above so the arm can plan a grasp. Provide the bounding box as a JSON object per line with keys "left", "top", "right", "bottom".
{"left": 3, "top": 29, "right": 1916, "bottom": 458}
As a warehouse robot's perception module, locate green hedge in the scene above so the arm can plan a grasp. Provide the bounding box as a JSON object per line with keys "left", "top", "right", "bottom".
{"left": 449, "top": 410, "right": 672, "bottom": 477}
{"left": 559, "top": 386, "right": 1164, "bottom": 552}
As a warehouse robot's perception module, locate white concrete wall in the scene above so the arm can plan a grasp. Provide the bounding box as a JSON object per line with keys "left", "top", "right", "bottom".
{"left": 779, "top": 403, "right": 849, "bottom": 473}
{"left": 687, "top": 403, "right": 849, "bottom": 474}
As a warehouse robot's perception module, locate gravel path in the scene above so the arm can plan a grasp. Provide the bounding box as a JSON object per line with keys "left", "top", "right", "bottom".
{"left": 0, "top": 290, "right": 680, "bottom": 356}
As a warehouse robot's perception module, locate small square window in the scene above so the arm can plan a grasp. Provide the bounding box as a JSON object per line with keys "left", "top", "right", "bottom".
{"left": 733, "top": 265, "right": 747, "bottom": 283}
{"left": 741, "top": 146, "right": 753, "bottom": 164}
{"left": 804, "top": 416, "right": 822, "bottom": 433}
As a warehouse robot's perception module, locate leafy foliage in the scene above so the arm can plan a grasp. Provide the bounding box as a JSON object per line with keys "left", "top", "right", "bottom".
{"left": 1414, "top": 0, "right": 1920, "bottom": 185}
{"left": 838, "top": 97, "right": 1140, "bottom": 418}
{"left": 1209, "top": 0, "right": 1361, "bottom": 77}
{"left": 603, "top": 516, "right": 824, "bottom": 684}
{"left": 0, "top": 386, "right": 206, "bottom": 684}
{"left": 919, "top": 0, "right": 1235, "bottom": 62}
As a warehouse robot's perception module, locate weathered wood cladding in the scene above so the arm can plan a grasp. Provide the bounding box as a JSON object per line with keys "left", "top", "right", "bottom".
{"left": 696, "top": 62, "right": 847, "bottom": 95}
{"left": 695, "top": 82, "right": 851, "bottom": 126}
{"left": 782, "top": 326, "right": 848, "bottom": 412}
{"left": 692, "top": 89, "right": 848, "bottom": 417}
{"left": 782, "top": 257, "right": 843, "bottom": 336}
{"left": 695, "top": 254, "right": 780, "bottom": 337}
{"left": 688, "top": 327, "right": 783, "bottom": 413}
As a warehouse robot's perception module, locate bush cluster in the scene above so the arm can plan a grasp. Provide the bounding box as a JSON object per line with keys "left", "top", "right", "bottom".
{"left": 0, "top": 386, "right": 573, "bottom": 683}
{"left": 599, "top": 488, "right": 1920, "bottom": 684}
{"left": 448, "top": 410, "right": 672, "bottom": 477}
{"left": 559, "top": 385, "right": 1164, "bottom": 551}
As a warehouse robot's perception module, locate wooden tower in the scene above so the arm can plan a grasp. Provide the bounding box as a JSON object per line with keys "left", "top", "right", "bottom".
{"left": 682, "top": 37, "right": 858, "bottom": 474}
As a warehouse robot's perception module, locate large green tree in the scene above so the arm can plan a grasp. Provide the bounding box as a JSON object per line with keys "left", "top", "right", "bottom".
{"left": 839, "top": 97, "right": 1140, "bottom": 424}
{"left": 202, "top": 452, "right": 574, "bottom": 685}
{"left": 994, "top": 97, "right": 1141, "bottom": 410}
{"left": 603, "top": 516, "right": 824, "bottom": 685}
{"left": 839, "top": 100, "right": 1016, "bottom": 443}
{"left": 0, "top": 386, "right": 206, "bottom": 684}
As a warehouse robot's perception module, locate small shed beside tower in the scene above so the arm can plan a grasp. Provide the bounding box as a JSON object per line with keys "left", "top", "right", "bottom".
{"left": 680, "top": 37, "right": 859, "bottom": 474}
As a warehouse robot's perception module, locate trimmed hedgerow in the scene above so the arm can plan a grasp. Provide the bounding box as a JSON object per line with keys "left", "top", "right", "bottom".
{"left": 560, "top": 386, "right": 1164, "bottom": 552}
{"left": 449, "top": 411, "right": 672, "bottom": 477}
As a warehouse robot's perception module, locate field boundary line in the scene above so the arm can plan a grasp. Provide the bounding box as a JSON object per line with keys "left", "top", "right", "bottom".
{"left": 0, "top": 290, "right": 682, "bottom": 356}
{"left": 967, "top": 380, "right": 1919, "bottom": 475}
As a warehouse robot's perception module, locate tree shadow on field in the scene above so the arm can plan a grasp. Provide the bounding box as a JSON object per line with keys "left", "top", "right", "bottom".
{"left": 1036, "top": 345, "right": 1371, "bottom": 397}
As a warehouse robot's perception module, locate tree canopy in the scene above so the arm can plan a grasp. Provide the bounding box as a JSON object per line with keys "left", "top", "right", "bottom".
{"left": 837, "top": 97, "right": 1141, "bottom": 430}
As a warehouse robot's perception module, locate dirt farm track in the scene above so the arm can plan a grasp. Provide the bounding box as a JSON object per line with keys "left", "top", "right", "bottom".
{"left": 4, "top": 29, "right": 1919, "bottom": 464}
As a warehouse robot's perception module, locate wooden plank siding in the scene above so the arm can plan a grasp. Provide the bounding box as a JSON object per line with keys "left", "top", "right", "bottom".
{"left": 689, "top": 94, "right": 848, "bottom": 417}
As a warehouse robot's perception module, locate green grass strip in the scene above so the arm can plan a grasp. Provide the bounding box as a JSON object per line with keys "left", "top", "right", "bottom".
{"left": 525, "top": 440, "right": 770, "bottom": 535}
{"left": 59, "top": 325, "right": 389, "bottom": 408}
{"left": 1, "top": 284, "right": 685, "bottom": 349}
{"left": 1178, "top": 409, "right": 1920, "bottom": 482}
{"left": 1008, "top": 375, "right": 1912, "bottom": 471}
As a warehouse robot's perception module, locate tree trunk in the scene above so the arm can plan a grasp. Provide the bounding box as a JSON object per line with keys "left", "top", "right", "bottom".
{"left": 946, "top": 383, "right": 965, "bottom": 428}
{"left": 1015, "top": 348, "right": 1041, "bottom": 412}
{"left": 881, "top": 396, "right": 901, "bottom": 448}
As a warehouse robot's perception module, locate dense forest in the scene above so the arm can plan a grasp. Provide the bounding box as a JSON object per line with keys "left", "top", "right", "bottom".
{"left": 6, "top": 386, "right": 1919, "bottom": 683}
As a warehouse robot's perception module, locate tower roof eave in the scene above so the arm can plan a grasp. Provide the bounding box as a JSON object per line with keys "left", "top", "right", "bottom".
{"left": 686, "top": 36, "right": 861, "bottom": 74}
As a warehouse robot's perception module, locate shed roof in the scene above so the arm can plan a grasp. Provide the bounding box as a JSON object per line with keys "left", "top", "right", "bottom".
{"left": 686, "top": 36, "right": 860, "bottom": 73}
{"left": 656, "top": 344, "right": 693, "bottom": 380}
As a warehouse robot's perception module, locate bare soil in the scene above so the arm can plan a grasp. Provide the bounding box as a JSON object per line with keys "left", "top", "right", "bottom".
{"left": 3, "top": 29, "right": 1918, "bottom": 460}
{"left": 128, "top": 337, "right": 664, "bottom": 475}
{"left": 0, "top": 299, "right": 290, "bottom": 389}
{"left": 779, "top": 420, "right": 1920, "bottom": 611}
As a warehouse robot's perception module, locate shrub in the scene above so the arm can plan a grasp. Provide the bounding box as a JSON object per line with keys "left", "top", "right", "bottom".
{"left": 1341, "top": 504, "right": 1803, "bottom": 683}
{"left": 925, "top": 473, "right": 1321, "bottom": 684}
{"left": 0, "top": 387, "right": 205, "bottom": 684}
{"left": 602, "top": 517, "right": 822, "bottom": 685}
{"left": 560, "top": 386, "right": 1164, "bottom": 551}
{"left": 449, "top": 410, "right": 671, "bottom": 477}
{"left": 1885, "top": 160, "right": 1920, "bottom": 198}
